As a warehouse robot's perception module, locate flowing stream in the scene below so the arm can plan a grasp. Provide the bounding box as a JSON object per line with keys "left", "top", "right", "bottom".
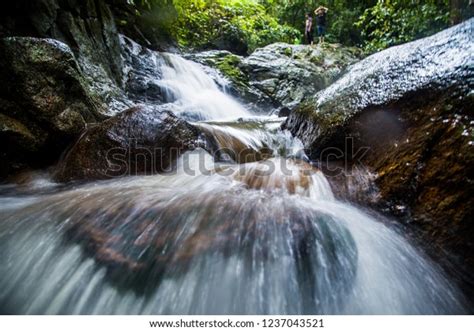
{"left": 0, "top": 52, "right": 468, "bottom": 314}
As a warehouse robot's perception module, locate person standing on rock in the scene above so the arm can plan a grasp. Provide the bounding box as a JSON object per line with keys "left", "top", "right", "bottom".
{"left": 305, "top": 13, "right": 314, "bottom": 45}
{"left": 314, "top": 6, "right": 329, "bottom": 44}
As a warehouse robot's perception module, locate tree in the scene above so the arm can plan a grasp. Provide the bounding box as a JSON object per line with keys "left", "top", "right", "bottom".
{"left": 356, "top": 0, "right": 450, "bottom": 52}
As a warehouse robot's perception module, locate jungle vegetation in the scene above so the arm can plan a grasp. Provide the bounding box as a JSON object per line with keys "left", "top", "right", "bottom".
{"left": 123, "top": 0, "right": 470, "bottom": 53}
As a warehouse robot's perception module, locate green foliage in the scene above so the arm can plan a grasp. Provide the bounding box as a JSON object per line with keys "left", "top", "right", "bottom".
{"left": 356, "top": 0, "right": 450, "bottom": 52}
{"left": 120, "top": 0, "right": 177, "bottom": 45}
{"left": 258, "top": 0, "right": 378, "bottom": 45}
{"left": 124, "top": 0, "right": 457, "bottom": 54}
{"left": 173, "top": 0, "right": 299, "bottom": 53}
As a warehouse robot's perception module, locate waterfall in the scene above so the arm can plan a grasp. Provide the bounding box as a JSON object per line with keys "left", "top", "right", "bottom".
{"left": 158, "top": 53, "right": 251, "bottom": 121}
{"left": 0, "top": 51, "right": 468, "bottom": 315}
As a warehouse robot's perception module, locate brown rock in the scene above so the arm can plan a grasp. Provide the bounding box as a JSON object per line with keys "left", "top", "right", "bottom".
{"left": 54, "top": 105, "right": 200, "bottom": 182}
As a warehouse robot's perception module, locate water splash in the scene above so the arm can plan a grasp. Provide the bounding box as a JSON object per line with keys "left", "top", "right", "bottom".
{"left": 0, "top": 149, "right": 467, "bottom": 314}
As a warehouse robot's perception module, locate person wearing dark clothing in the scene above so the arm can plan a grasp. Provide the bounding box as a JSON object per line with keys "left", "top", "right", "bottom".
{"left": 305, "top": 13, "right": 314, "bottom": 45}
{"left": 314, "top": 6, "right": 328, "bottom": 44}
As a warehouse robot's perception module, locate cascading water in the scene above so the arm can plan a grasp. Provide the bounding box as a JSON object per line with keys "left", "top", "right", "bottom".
{"left": 159, "top": 53, "right": 250, "bottom": 121}
{"left": 0, "top": 50, "right": 468, "bottom": 314}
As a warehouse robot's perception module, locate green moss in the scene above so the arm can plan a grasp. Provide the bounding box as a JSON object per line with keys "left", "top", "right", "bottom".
{"left": 294, "top": 100, "right": 348, "bottom": 133}
{"left": 283, "top": 47, "right": 292, "bottom": 57}
{"left": 309, "top": 54, "right": 324, "bottom": 66}
{"left": 215, "top": 54, "right": 249, "bottom": 89}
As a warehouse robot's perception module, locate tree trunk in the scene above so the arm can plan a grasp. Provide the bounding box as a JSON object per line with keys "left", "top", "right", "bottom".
{"left": 451, "top": 0, "right": 461, "bottom": 25}
{"left": 450, "top": 0, "right": 472, "bottom": 25}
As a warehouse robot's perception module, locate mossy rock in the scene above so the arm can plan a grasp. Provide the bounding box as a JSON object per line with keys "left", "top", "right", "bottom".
{"left": 215, "top": 54, "right": 249, "bottom": 89}
{"left": 0, "top": 37, "right": 106, "bottom": 179}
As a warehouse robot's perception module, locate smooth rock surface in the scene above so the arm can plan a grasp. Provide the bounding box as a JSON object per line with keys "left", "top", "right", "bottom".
{"left": 55, "top": 105, "right": 200, "bottom": 182}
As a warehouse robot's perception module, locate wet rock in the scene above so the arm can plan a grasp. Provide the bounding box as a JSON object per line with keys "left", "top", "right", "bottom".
{"left": 62, "top": 186, "right": 357, "bottom": 304}
{"left": 0, "top": 1, "right": 180, "bottom": 116}
{"left": 119, "top": 35, "right": 167, "bottom": 107}
{"left": 189, "top": 50, "right": 274, "bottom": 110}
{"left": 191, "top": 43, "right": 360, "bottom": 112}
{"left": 0, "top": 0, "right": 126, "bottom": 114}
{"left": 367, "top": 95, "right": 474, "bottom": 271}
{"left": 243, "top": 43, "right": 360, "bottom": 111}
{"left": 284, "top": 20, "right": 474, "bottom": 156}
{"left": 0, "top": 37, "right": 105, "bottom": 179}
{"left": 284, "top": 20, "right": 474, "bottom": 282}
{"left": 54, "top": 105, "right": 200, "bottom": 182}
{"left": 279, "top": 107, "right": 291, "bottom": 117}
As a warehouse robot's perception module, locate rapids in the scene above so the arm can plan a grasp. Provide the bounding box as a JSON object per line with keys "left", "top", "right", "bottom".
{"left": 0, "top": 51, "right": 468, "bottom": 314}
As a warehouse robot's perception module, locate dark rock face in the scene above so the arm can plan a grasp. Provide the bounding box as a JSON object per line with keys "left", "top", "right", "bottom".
{"left": 119, "top": 36, "right": 167, "bottom": 107}
{"left": 0, "top": 37, "right": 105, "bottom": 178}
{"left": 110, "top": 0, "right": 178, "bottom": 52}
{"left": 0, "top": 0, "right": 132, "bottom": 179}
{"left": 0, "top": 0, "right": 124, "bottom": 88}
{"left": 367, "top": 95, "right": 473, "bottom": 258}
{"left": 284, "top": 19, "right": 474, "bottom": 288}
{"left": 279, "top": 107, "right": 291, "bottom": 117}
{"left": 55, "top": 106, "right": 200, "bottom": 182}
{"left": 0, "top": 0, "right": 158, "bottom": 115}
{"left": 191, "top": 43, "right": 360, "bottom": 112}
{"left": 209, "top": 29, "right": 249, "bottom": 56}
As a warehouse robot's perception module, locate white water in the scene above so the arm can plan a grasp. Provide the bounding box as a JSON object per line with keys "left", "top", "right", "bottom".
{"left": 0, "top": 152, "right": 466, "bottom": 314}
{"left": 158, "top": 53, "right": 251, "bottom": 121}
{"left": 0, "top": 52, "right": 468, "bottom": 314}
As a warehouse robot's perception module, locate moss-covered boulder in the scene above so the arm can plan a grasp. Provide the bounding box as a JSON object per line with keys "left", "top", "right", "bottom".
{"left": 283, "top": 19, "right": 474, "bottom": 287}
{"left": 0, "top": 37, "right": 105, "bottom": 179}
{"left": 191, "top": 43, "right": 360, "bottom": 113}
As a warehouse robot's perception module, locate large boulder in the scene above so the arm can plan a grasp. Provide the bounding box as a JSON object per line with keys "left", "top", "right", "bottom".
{"left": 54, "top": 105, "right": 200, "bottom": 182}
{"left": 0, "top": 0, "right": 126, "bottom": 113}
{"left": 0, "top": 37, "right": 105, "bottom": 178}
{"left": 284, "top": 20, "right": 473, "bottom": 156}
{"left": 284, "top": 20, "right": 474, "bottom": 285}
{"left": 0, "top": 0, "right": 185, "bottom": 115}
{"left": 191, "top": 43, "right": 361, "bottom": 112}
